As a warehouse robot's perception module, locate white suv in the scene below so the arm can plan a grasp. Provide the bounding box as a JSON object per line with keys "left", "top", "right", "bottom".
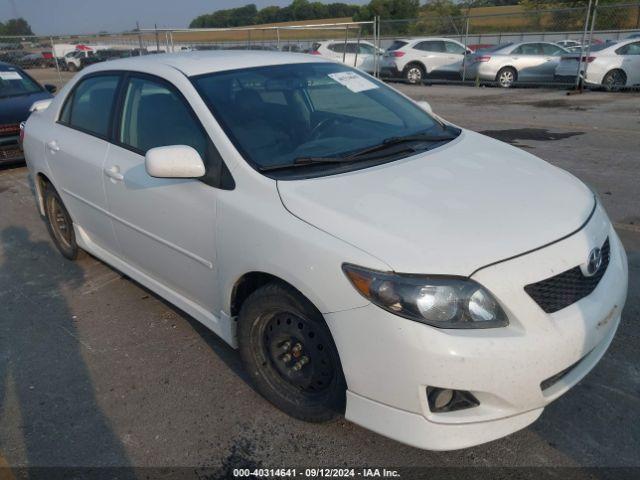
{"left": 311, "top": 40, "right": 382, "bottom": 73}
{"left": 382, "top": 37, "right": 471, "bottom": 84}
{"left": 23, "top": 51, "right": 627, "bottom": 451}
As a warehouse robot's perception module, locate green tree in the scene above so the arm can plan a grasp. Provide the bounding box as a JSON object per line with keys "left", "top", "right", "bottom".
{"left": 0, "top": 18, "right": 34, "bottom": 36}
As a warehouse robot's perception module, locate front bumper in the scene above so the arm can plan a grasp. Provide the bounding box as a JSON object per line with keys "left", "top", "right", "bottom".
{"left": 0, "top": 135, "right": 23, "bottom": 164}
{"left": 326, "top": 203, "right": 627, "bottom": 450}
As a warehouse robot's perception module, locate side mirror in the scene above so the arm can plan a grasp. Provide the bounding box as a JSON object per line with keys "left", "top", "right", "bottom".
{"left": 417, "top": 100, "right": 433, "bottom": 114}
{"left": 44, "top": 84, "right": 57, "bottom": 93}
{"left": 145, "top": 145, "right": 206, "bottom": 179}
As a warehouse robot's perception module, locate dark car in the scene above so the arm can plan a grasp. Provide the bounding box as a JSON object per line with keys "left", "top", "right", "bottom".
{"left": 0, "top": 62, "right": 56, "bottom": 165}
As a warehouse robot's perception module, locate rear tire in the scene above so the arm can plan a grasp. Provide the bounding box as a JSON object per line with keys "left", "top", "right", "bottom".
{"left": 403, "top": 64, "right": 425, "bottom": 85}
{"left": 44, "top": 183, "right": 80, "bottom": 260}
{"left": 238, "top": 282, "right": 346, "bottom": 422}
{"left": 496, "top": 67, "right": 517, "bottom": 88}
{"left": 602, "top": 69, "right": 626, "bottom": 92}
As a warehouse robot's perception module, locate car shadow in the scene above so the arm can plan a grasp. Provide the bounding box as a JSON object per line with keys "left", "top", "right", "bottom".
{"left": 0, "top": 226, "right": 136, "bottom": 475}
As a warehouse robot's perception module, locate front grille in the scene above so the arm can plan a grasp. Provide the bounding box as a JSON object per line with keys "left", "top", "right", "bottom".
{"left": 525, "top": 237, "right": 610, "bottom": 314}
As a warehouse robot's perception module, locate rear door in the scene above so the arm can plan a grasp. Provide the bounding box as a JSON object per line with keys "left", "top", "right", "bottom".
{"left": 442, "top": 41, "right": 467, "bottom": 77}
{"left": 617, "top": 41, "right": 640, "bottom": 85}
{"left": 413, "top": 41, "right": 448, "bottom": 76}
{"left": 510, "top": 43, "right": 547, "bottom": 81}
{"left": 102, "top": 73, "right": 224, "bottom": 311}
{"left": 540, "top": 43, "right": 567, "bottom": 81}
{"left": 45, "top": 73, "right": 121, "bottom": 253}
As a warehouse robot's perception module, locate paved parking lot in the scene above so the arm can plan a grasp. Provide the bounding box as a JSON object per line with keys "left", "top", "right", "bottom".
{"left": 1, "top": 76, "right": 639, "bottom": 475}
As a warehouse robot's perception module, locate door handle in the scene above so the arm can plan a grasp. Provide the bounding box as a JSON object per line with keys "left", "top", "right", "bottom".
{"left": 46, "top": 140, "right": 60, "bottom": 152}
{"left": 104, "top": 166, "right": 124, "bottom": 181}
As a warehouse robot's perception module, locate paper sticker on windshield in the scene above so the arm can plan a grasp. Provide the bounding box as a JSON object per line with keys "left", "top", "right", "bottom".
{"left": 0, "top": 71, "right": 22, "bottom": 81}
{"left": 328, "top": 72, "right": 378, "bottom": 93}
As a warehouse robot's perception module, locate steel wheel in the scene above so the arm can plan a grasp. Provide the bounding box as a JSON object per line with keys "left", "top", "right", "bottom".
{"left": 43, "top": 183, "right": 80, "bottom": 260}
{"left": 262, "top": 311, "right": 335, "bottom": 395}
{"left": 238, "top": 283, "right": 346, "bottom": 422}
{"left": 497, "top": 67, "right": 516, "bottom": 88}
{"left": 46, "top": 193, "right": 73, "bottom": 250}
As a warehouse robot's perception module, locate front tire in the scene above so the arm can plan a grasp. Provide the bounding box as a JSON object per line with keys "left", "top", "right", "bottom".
{"left": 44, "top": 183, "right": 80, "bottom": 260}
{"left": 496, "top": 67, "right": 517, "bottom": 88}
{"left": 602, "top": 69, "right": 626, "bottom": 92}
{"left": 238, "top": 283, "right": 346, "bottom": 422}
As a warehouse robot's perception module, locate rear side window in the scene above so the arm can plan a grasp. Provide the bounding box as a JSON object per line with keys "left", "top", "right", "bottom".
{"left": 328, "top": 43, "right": 345, "bottom": 53}
{"left": 60, "top": 75, "right": 119, "bottom": 137}
{"left": 512, "top": 44, "right": 542, "bottom": 55}
{"left": 616, "top": 42, "right": 640, "bottom": 55}
{"left": 118, "top": 76, "right": 208, "bottom": 160}
{"left": 541, "top": 43, "right": 566, "bottom": 55}
{"left": 415, "top": 41, "right": 444, "bottom": 52}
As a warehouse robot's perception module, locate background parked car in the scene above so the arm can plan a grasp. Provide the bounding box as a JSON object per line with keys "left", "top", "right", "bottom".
{"left": 310, "top": 40, "right": 382, "bottom": 73}
{"left": 556, "top": 39, "right": 584, "bottom": 53}
{"left": 380, "top": 37, "right": 471, "bottom": 84}
{"left": 0, "top": 62, "right": 55, "bottom": 165}
{"left": 463, "top": 42, "right": 569, "bottom": 87}
{"left": 555, "top": 39, "right": 640, "bottom": 91}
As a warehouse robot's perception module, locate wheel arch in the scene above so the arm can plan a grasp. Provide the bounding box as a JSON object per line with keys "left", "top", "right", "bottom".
{"left": 404, "top": 60, "right": 427, "bottom": 74}
{"left": 496, "top": 65, "right": 518, "bottom": 80}
{"left": 603, "top": 67, "right": 627, "bottom": 85}
{"left": 35, "top": 172, "right": 53, "bottom": 216}
{"left": 230, "top": 271, "right": 322, "bottom": 319}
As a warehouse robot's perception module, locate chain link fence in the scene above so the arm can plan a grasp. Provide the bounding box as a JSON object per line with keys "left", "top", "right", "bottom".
{"left": 2, "top": 3, "right": 639, "bottom": 92}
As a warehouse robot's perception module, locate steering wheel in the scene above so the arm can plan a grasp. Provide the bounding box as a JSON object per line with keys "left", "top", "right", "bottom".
{"left": 309, "top": 118, "right": 339, "bottom": 141}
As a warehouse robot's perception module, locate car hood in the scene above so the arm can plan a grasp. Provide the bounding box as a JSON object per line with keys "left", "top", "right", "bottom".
{"left": 0, "top": 91, "right": 52, "bottom": 124}
{"left": 277, "top": 130, "right": 595, "bottom": 276}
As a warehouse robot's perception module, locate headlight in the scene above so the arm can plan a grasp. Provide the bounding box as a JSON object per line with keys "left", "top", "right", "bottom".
{"left": 342, "top": 264, "right": 508, "bottom": 329}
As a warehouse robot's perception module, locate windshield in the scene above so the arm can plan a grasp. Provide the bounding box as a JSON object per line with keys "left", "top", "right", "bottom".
{"left": 193, "top": 63, "right": 454, "bottom": 176}
{"left": 0, "top": 68, "right": 42, "bottom": 98}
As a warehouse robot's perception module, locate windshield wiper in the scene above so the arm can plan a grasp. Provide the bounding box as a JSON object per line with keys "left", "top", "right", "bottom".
{"left": 259, "top": 130, "right": 460, "bottom": 173}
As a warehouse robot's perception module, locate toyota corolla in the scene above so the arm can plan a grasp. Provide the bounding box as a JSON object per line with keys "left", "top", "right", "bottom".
{"left": 22, "top": 51, "right": 628, "bottom": 451}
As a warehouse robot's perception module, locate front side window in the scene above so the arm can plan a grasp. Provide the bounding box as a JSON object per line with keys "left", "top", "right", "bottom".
{"left": 444, "top": 42, "right": 465, "bottom": 54}
{"left": 193, "top": 63, "right": 456, "bottom": 178}
{"left": 61, "top": 75, "right": 119, "bottom": 137}
{"left": 118, "top": 76, "right": 207, "bottom": 160}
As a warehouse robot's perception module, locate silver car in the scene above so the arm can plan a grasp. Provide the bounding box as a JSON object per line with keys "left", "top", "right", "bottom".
{"left": 463, "top": 42, "right": 569, "bottom": 87}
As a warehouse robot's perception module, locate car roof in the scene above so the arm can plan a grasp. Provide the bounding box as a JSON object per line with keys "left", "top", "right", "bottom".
{"left": 408, "top": 37, "right": 459, "bottom": 43}
{"left": 86, "top": 50, "right": 330, "bottom": 77}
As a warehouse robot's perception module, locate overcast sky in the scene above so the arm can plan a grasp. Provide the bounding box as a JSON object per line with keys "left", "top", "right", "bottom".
{"left": 1, "top": 0, "right": 369, "bottom": 36}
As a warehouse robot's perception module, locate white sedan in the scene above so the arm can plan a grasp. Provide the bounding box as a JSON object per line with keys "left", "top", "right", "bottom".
{"left": 555, "top": 38, "right": 640, "bottom": 90}
{"left": 23, "top": 51, "right": 627, "bottom": 451}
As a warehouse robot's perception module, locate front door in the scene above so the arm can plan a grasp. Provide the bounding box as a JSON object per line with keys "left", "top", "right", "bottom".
{"left": 102, "top": 73, "right": 220, "bottom": 311}
{"left": 45, "top": 73, "right": 121, "bottom": 252}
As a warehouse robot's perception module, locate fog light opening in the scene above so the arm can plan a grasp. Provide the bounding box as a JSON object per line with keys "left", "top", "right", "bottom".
{"left": 427, "top": 387, "right": 480, "bottom": 413}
